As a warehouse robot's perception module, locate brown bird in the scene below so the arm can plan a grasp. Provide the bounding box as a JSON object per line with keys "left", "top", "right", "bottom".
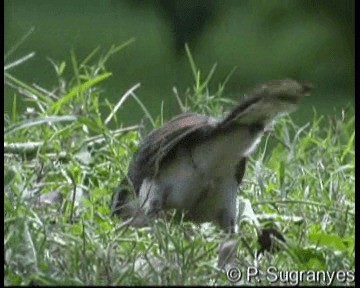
{"left": 111, "top": 79, "right": 312, "bottom": 233}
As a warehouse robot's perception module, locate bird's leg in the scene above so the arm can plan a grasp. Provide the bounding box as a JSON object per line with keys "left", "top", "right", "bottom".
{"left": 217, "top": 208, "right": 236, "bottom": 234}
{"left": 217, "top": 239, "right": 238, "bottom": 269}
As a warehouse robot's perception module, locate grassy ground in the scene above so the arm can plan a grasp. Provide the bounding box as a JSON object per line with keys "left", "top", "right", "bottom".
{"left": 4, "top": 48, "right": 355, "bottom": 286}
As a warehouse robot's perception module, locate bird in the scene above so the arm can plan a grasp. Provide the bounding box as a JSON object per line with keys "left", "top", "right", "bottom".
{"left": 111, "top": 79, "right": 312, "bottom": 234}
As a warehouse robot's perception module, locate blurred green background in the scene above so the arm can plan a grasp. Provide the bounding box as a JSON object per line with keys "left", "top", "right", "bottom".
{"left": 4, "top": 0, "right": 354, "bottom": 126}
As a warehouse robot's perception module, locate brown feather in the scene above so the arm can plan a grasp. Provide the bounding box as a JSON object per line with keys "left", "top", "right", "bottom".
{"left": 128, "top": 112, "right": 217, "bottom": 194}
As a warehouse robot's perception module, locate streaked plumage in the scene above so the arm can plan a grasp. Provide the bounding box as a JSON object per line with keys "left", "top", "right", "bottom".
{"left": 111, "top": 79, "right": 312, "bottom": 233}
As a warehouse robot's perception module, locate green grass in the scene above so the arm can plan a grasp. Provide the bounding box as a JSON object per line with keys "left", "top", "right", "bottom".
{"left": 4, "top": 47, "right": 355, "bottom": 286}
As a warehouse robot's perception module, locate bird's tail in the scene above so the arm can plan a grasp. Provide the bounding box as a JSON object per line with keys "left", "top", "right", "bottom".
{"left": 219, "top": 79, "right": 312, "bottom": 129}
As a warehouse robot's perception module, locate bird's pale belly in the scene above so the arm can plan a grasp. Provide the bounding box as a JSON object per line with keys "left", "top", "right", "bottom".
{"left": 139, "top": 147, "right": 238, "bottom": 226}
{"left": 138, "top": 127, "right": 262, "bottom": 230}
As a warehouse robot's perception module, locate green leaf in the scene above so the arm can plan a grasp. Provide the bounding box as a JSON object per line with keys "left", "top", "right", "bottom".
{"left": 4, "top": 115, "right": 77, "bottom": 136}
{"left": 51, "top": 72, "right": 112, "bottom": 114}
{"left": 5, "top": 73, "right": 52, "bottom": 105}
{"left": 4, "top": 167, "right": 16, "bottom": 187}
{"left": 291, "top": 246, "right": 326, "bottom": 269}
{"left": 341, "top": 131, "right": 354, "bottom": 162}
{"left": 58, "top": 61, "right": 66, "bottom": 76}
{"left": 78, "top": 116, "right": 104, "bottom": 134}
{"left": 308, "top": 232, "right": 347, "bottom": 251}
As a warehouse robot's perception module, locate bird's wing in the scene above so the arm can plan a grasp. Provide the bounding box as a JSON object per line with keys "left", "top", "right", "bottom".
{"left": 128, "top": 112, "right": 218, "bottom": 194}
